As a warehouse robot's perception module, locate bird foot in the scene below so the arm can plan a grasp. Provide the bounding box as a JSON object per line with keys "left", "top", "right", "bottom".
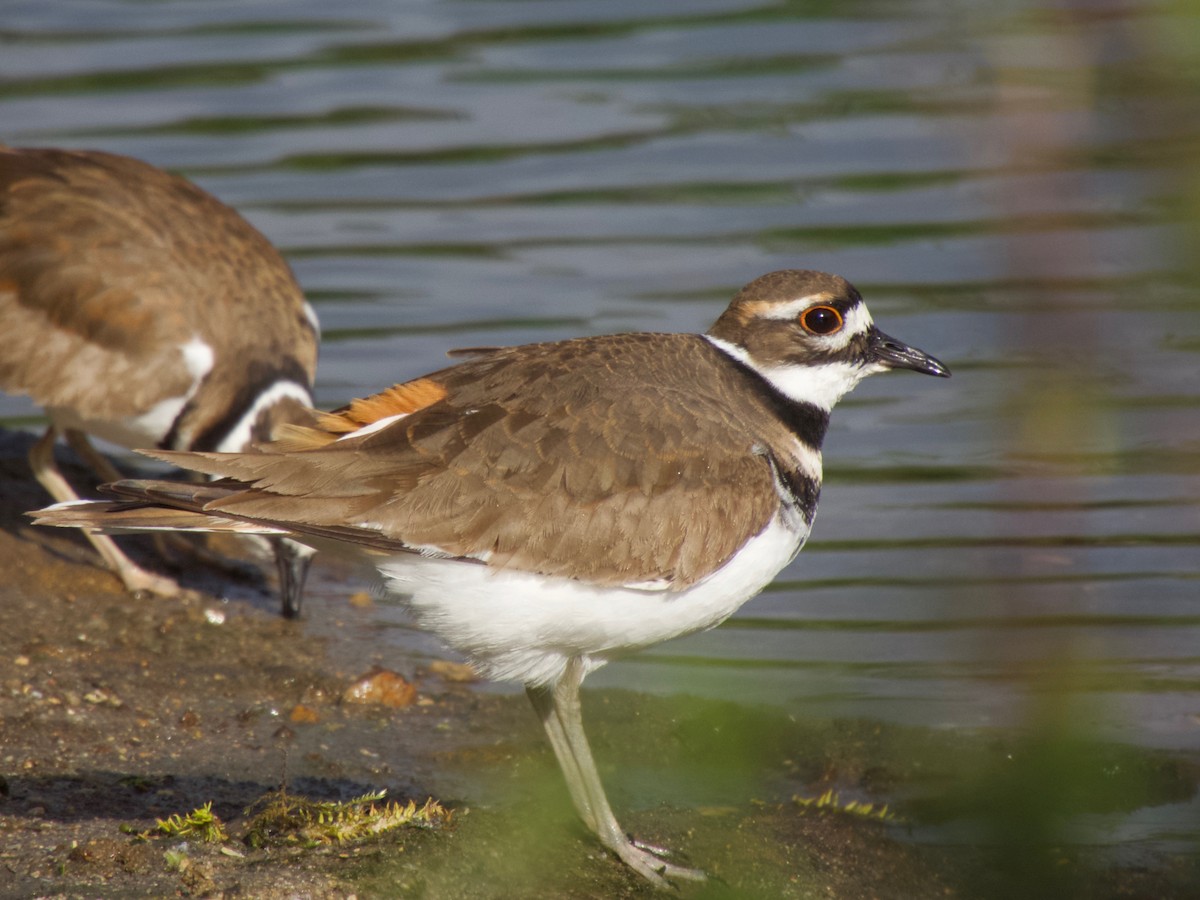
{"left": 75, "top": 529, "right": 187, "bottom": 598}
{"left": 118, "top": 564, "right": 185, "bottom": 598}
{"left": 610, "top": 836, "right": 707, "bottom": 888}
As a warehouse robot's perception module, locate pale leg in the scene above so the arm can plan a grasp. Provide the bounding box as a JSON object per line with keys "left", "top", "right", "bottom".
{"left": 65, "top": 428, "right": 284, "bottom": 595}
{"left": 526, "top": 657, "right": 707, "bottom": 888}
{"left": 31, "top": 427, "right": 182, "bottom": 597}
{"left": 64, "top": 428, "right": 124, "bottom": 483}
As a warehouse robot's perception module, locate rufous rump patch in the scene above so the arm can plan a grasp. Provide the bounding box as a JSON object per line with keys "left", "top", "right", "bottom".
{"left": 319, "top": 378, "right": 448, "bottom": 433}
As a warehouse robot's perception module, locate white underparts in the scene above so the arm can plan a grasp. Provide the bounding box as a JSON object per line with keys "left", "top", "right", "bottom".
{"left": 375, "top": 512, "right": 810, "bottom": 688}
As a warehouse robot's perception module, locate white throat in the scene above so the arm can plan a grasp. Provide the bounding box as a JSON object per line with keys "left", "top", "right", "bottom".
{"left": 703, "top": 335, "right": 872, "bottom": 411}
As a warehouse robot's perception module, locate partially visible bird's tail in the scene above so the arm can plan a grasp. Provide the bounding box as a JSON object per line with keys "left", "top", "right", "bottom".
{"left": 29, "top": 479, "right": 288, "bottom": 536}
{"left": 31, "top": 477, "right": 411, "bottom": 556}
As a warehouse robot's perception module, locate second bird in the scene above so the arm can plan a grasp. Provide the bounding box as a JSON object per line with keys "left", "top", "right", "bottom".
{"left": 0, "top": 146, "right": 319, "bottom": 615}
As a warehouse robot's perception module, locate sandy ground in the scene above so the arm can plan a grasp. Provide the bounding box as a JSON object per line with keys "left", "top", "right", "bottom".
{"left": 0, "top": 429, "right": 1196, "bottom": 899}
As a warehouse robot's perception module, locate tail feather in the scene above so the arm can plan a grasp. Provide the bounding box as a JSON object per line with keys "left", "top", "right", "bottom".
{"left": 30, "top": 477, "right": 289, "bottom": 535}
{"left": 102, "top": 477, "right": 245, "bottom": 508}
{"left": 29, "top": 478, "right": 425, "bottom": 557}
{"left": 31, "top": 499, "right": 283, "bottom": 535}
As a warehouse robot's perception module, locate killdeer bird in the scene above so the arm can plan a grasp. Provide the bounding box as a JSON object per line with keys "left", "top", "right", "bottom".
{"left": 0, "top": 145, "right": 319, "bottom": 616}
{"left": 32, "top": 269, "right": 949, "bottom": 886}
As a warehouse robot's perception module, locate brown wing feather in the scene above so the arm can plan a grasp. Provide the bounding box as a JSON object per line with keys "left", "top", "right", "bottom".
{"left": 0, "top": 149, "right": 194, "bottom": 417}
{"left": 147, "top": 334, "right": 789, "bottom": 588}
{"left": 31, "top": 479, "right": 420, "bottom": 555}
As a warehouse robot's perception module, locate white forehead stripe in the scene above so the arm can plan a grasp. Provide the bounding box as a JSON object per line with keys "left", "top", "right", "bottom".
{"left": 753, "top": 294, "right": 843, "bottom": 321}
{"left": 829, "top": 303, "right": 874, "bottom": 350}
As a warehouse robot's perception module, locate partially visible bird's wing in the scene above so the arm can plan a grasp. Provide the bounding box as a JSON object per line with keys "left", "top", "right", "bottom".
{"left": 0, "top": 147, "right": 317, "bottom": 426}
{"left": 31, "top": 481, "right": 280, "bottom": 536}
{"left": 37, "top": 334, "right": 793, "bottom": 589}
{"left": 32, "top": 478, "right": 420, "bottom": 554}
{"left": 0, "top": 148, "right": 196, "bottom": 418}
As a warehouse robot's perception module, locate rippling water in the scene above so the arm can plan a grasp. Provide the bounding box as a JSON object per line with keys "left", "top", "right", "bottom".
{"left": 2, "top": 0, "right": 1198, "bottom": 866}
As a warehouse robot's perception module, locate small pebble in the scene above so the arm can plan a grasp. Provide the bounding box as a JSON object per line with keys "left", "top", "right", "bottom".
{"left": 289, "top": 704, "right": 320, "bottom": 724}
{"left": 342, "top": 668, "right": 417, "bottom": 708}
{"left": 347, "top": 591, "right": 374, "bottom": 609}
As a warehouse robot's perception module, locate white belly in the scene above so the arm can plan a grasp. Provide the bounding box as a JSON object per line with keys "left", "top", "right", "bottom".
{"left": 375, "top": 513, "right": 808, "bottom": 687}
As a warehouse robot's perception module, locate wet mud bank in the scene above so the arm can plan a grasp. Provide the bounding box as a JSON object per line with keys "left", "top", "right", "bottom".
{"left": 0, "top": 430, "right": 1196, "bottom": 899}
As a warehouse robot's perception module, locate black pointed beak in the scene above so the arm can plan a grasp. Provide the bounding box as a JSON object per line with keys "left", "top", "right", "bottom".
{"left": 273, "top": 537, "right": 314, "bottom": 619}
{"left": 868, "top": 327, "right": 951, "bottom": 377}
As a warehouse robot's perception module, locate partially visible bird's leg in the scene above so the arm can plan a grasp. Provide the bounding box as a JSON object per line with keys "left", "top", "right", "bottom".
{"left": 65, "top": 428, "right": 261, "bottom": 583}
{"left": 527, "top": 678, "right": 599, "bottom": 834}
{"left": 64, "top": 428, "right": 123, "bottom": 483}
{"left": 527, "top": 657, "right": 707, "bottom": 888}
{"left": 31, "top": 427, "right": 182, "bottom": 597}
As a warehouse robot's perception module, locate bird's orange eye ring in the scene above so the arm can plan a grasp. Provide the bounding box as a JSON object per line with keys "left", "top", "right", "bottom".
{"left": 799, "top": 305, "right": 843, "bottom": 336}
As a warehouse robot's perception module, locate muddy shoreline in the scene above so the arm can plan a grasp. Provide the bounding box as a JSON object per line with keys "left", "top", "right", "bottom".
{"left": 1, "top": 429, "right": 1196, "bottom": 899}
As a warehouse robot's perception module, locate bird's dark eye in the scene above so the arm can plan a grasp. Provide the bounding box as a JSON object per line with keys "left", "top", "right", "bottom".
{"left": 799, "top": 305, "right": 843, "bottom": 336}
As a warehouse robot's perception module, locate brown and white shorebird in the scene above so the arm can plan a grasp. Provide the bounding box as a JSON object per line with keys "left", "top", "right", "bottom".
{"left": 0, "top": 145, "right": 319, "bottom": 615}
{"left": 33, "top": 269, "right": 949, "bottom": 886}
